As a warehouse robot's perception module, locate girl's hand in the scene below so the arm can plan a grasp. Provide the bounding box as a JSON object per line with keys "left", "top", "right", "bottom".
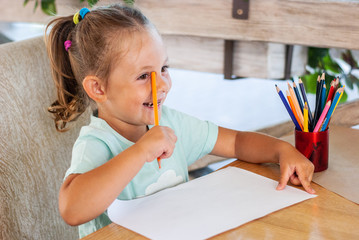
{"left": 276, "top": 143, "right": 316, "bottom": 194}
{"left": 136, "top": 126, "right": 177, "bottom": 162}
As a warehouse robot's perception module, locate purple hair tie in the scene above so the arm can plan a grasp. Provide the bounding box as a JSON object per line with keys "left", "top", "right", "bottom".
{"left": 64, "top": 40, "right": 72, "bottom": 52}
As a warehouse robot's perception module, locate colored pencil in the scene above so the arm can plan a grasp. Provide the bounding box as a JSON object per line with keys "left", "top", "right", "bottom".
{"left": 298, "top": 78, "right": 313, "bottom": 127}
{"left": 288, "top": 82, "right": 304, "bottom": 126}
{"left": 151, "top": 71, "right": 161, "bottom": 169}
{"left": 313, "top": 74, "right": 325, "bottom": 125}
{"left": 332, "top": 86, "right": 344, "bottom": 114}
{"left": 321, "top": 84, "right": 327, "bottom": 111}
{"left": 334, "top": 77, "right": 340, "bottom": 91}
{"left": 275, "top": 85, "right": 301, "bottom": 130}
{"left": 303, "top": 102, "right": 309, "bottom": 132}
{"left": 326, "top": 79, "right": 335, "bottom": 103}
{"left": 287, "top": 91, "right": 303, "bottom": 130}
{"left": 293, "top": 81, "right": 304, "bottom": 113}
{"left": 313, "top": 100, "right": 331, "bottom": 132}
{"left": 320, "top": 87, "right": 344, "bottom": 131}
{"left": 314, "top": 75, "right": 321, "bottom": 115}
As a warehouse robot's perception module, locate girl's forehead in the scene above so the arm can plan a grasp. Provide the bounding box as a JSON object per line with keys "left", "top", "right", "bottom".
{"left": 119, "top": 29, "right": 166, "bottom": 65}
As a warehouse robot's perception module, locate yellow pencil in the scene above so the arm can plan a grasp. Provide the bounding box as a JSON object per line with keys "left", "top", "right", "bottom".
{"left": 151, "top": 71, "right": 161, "bottom": 169}
{"left": 332, "top": 86, "right": 344, "bottom": 113}
{"left": 303, "top": 102, "right": 308, "bottom": 132}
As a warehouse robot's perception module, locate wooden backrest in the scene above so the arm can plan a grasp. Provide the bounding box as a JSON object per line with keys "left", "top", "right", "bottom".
{"left": 137, "top": 0, "right": 359, "bottom": 50}
{"left": 2, "top": 0, "right": 357, "bottom": 78}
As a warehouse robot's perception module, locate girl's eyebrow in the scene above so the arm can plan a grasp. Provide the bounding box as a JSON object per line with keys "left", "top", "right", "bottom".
{"left": 137, "top": 57, "right": 169, "bottom": 72}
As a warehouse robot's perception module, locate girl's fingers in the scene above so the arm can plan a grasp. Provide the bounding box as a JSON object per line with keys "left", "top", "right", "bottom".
{"left": 276, "top": 167, "right": 291, "bottom": 190}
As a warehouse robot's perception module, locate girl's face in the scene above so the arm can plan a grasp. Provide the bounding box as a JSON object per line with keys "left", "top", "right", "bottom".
{"left": 100, "top": 28, "right": 172, "bottom": 129}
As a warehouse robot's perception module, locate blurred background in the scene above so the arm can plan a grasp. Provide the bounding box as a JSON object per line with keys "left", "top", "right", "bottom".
{"left": 1, "top": 0, "right": 359, "bottom": 173}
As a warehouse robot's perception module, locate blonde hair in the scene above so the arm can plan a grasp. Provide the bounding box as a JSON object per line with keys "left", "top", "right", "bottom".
{"left": 46, "top": 4, "right": 151, "bottom": 131}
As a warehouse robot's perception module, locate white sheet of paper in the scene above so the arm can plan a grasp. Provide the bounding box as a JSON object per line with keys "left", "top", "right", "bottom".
{"left": 108, "top": 167, "right": 316, "bottom": 240}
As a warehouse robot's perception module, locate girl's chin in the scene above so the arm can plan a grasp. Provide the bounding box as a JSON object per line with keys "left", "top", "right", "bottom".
{"left": 143, "top": 106, "right": 162, "bottom": 123}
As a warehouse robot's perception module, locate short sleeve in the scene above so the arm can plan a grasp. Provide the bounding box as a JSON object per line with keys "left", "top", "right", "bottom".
{"left": 64, "top": 137, "right": 112, "bottom": 180}
{"left": 182, "top": 119, "right": 218, "bottom": 166}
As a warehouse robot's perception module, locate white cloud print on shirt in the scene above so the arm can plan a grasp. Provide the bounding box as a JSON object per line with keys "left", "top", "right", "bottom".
{"left": 145, "top": 170, "right": 184, "bottom": 196}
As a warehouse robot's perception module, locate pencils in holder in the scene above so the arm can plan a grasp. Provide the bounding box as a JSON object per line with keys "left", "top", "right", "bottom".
{"left": 275, "top": 76, "right": 343, "bottom": 133}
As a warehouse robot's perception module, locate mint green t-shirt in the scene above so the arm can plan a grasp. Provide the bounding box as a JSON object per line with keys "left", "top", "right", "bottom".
{"left": 64, "top": 106, "right": 218, "bottom": 238}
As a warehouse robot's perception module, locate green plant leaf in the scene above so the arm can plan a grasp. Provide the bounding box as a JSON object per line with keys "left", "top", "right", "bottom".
{"left": 23, "top": 0, "right": 30, "bottom": 6}
{"left": 301, "top": 72, "right": 319, "bottom": 94}
{"left": 41, "top": 0, "right": 56, "bottom": 15}
{"left": 322, "top": 54, "right": 341, "bottom": 74}
{"left": 340, "top": 90, "right": 348, "bottom": 103}
{"left": 307, "top": 47, "right": 329, "bottom": 69}
{"left": 87, "top": 0, "right": 99, "bottom": 7}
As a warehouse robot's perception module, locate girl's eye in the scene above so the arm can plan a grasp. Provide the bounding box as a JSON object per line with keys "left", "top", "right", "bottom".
{"left": 161, "top": 65, "right": 169, "bottom": 72}
{"left": 138, "top": 73, "right": 150, "bottom": 80}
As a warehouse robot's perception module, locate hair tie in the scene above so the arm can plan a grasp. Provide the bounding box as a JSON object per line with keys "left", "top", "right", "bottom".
{"left": 73, "top": 7, "right": 90, "bottom": 25}
{"left": 64, "top": 40, "right": 72, "bottom": 52}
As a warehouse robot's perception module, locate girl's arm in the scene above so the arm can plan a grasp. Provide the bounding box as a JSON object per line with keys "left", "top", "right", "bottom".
{"left": 210, "top": 127, "right": 315, "bottom": 194}
{"left": 59, "top": 126, "right": 177, "bottom": 226}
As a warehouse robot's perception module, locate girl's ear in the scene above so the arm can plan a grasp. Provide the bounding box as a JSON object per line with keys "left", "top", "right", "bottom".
{"left": 82, "top": 76, "right": 107, "bottom": 103}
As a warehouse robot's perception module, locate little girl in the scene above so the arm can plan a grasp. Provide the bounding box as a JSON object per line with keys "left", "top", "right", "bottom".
{"left": 46, "top": 4, "right": 315, "bottom": 238}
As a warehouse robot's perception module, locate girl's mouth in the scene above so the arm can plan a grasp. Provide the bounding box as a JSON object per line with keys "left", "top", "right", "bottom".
{"left": 143, "top": 101, "right": 161, "bottom": 108}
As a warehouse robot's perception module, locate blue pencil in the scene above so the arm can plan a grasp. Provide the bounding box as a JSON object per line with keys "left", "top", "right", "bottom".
{"left": 275, "top": 85, "right": 301, "bottom": 130}
{"left": 321, "top": 84, "right": 327, "bottom": 111}
{"left": 313, "top": 77, "right": 325, "bottom": 126}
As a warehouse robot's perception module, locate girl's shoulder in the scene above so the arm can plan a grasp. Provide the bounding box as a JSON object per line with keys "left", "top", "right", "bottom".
{"left": 75, "top": 115, "right": 132, "bottom": 151}
{"left": 161, "top": 105, "right": 205, "bottom": 128}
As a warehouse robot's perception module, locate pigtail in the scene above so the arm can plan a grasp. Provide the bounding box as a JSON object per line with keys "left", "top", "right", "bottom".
{"left": 45, "top": 16, "right": 89, "bottom": 132}
{"left": 45, "top": 5, "right": 152, "bottom": 132}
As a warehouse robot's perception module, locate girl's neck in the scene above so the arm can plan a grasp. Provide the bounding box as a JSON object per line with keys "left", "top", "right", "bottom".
{"left": 97, "top": 111, "right": 148, "bottom": 143}
{"left": 108, "top": 119, "right": 148, "bottom": 143}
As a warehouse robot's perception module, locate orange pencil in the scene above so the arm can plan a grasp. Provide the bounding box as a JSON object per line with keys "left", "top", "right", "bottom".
{"left": 288, "top": 83, "right": 304, "bottom": 126}
{"left": 287, "top": 91, "right": 303, "bottom": 131}
{"left": 151, "top": 71, "right": 161, "bottom": 169}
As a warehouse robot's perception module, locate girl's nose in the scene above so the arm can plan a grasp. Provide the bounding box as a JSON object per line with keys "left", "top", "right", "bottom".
{"left": 156, "top": 74, "right": 171, "bottom": 93}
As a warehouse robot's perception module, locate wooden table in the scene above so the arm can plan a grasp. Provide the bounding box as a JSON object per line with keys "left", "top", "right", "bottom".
{"left": 82, "top": 159, "right": 359, "bottom": 240}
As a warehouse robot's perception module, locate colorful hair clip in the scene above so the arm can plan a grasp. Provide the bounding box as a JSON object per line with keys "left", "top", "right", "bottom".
{"left": 79, "top": 8, "right": 90, "bottom": 19}
{"left": 73, "top": 12, "right": 80, "bottom": 25}
{"left": 73, "top": 7, "right": 90, "bottom": 25}
{"left": 64, "top": 40, "right": 72, "bottom": 52}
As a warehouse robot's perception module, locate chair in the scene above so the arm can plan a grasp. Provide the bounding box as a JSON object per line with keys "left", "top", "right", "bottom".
{"left": 0, "top": 36, "right": 90, "bottom": 240}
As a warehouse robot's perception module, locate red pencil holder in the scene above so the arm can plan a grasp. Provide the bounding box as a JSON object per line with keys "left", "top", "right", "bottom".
{"left": 295, "top": 129, "right": 329, "bottom": 172}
